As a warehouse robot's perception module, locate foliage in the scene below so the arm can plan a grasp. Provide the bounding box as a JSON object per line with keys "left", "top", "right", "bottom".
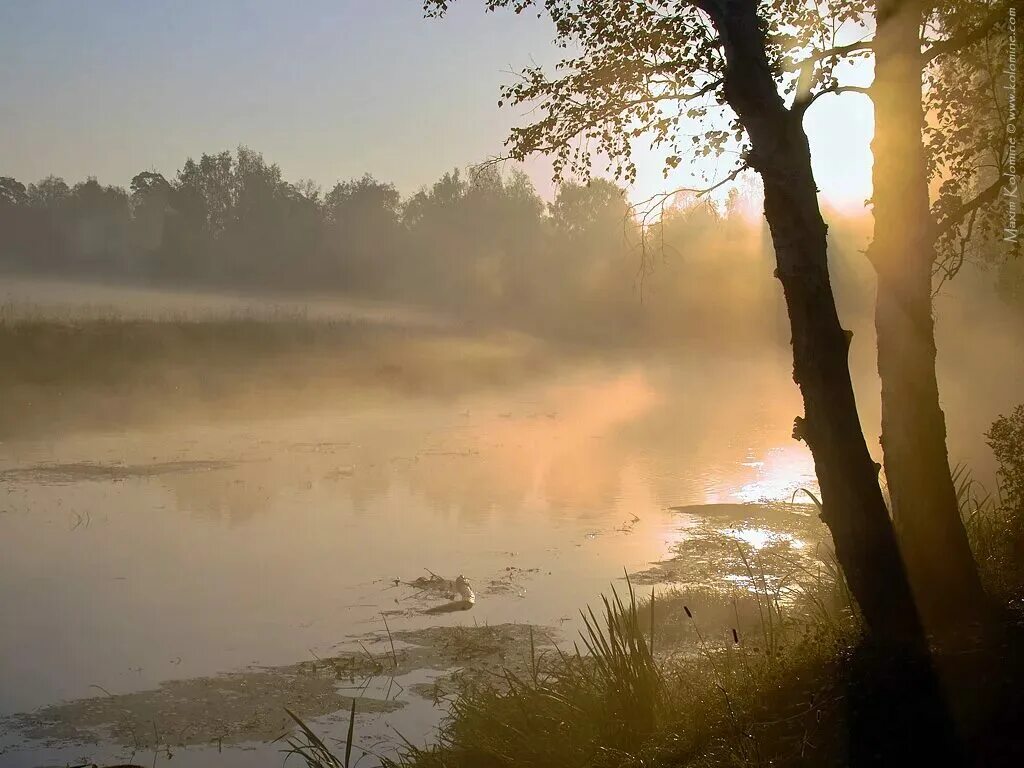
{"left": 425, "top": 0, "right": 879, "bottom": 190}
{"left": 282, "top": 703, "right": 358, "bottom": 768}
{"left": 986, "top": 404, "right": 1024, "bottom": 589}
{"left": 957, "top": 410, "right": 1024, "bottom": 595}
{"left": 988, "top": 405, "right": 1024, "bottom": 512}
{"left": 926, "top": 0, "right": 1022, "bottom": 280}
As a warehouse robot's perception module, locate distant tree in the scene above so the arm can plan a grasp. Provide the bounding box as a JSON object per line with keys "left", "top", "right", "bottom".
{"left": 27, "top": 175, "right": 71, "bottom": 209}
{"left": 277, "top": 181, "right": 326, "bottom": 288}
{"left": 548, "top": 178, "right": 628, "bottom": 236}
{"left": 402, "top": 169, "right": 470, "bottom": 301}
{"left": 129, "top": 172, "right": 174, "bottom": 258}
{"left": 0, "top": 176, "right": 28, "bottom": 208}
{"left": 0, "top": 177, "right": 31, "bottom": 268}
{"left": 63, "top": 178, "right": 131, "bottom": 273}
{"left": 322, "top": 174, "right": 402, "bottom": 291}
{"left": 21, "top": 176, "right": 71, "bottom": 270}
{"left": 546, "top": 178, "right": 639, "bottom": 332}
{"left": 401, "top": 165, "right": 547, "bottom": 316}
{"left": 221, "top": 147, "right": 288, "bottom": 282}
{"left": 15, "top": 175, "right": 130, "bottom": 275}
{"left": 291, "top": 178, "right": 322, "bottom": 206}
{"left": 176, "top": 151, "right": 235, "bottom": 241}
{"left": 324, "top": 174, "right": 401, "bottom": 225}
{"left": 460, "top": 166, "right": 545, "bottom": 310}
{"left": 158, "top": 170, "right": 211, "bottom": 280}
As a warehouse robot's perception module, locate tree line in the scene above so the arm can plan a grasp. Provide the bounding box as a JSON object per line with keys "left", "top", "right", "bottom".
{"left": 1, "top": 148, "right": 825, "bottom": 345}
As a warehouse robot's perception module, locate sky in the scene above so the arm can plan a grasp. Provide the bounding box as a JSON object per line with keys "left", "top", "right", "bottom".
{"left": 0, "top": 0, "right": 875, "bottom": 211}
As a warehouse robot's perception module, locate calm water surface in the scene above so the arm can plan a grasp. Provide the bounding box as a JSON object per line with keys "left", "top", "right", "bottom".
{"left": 0, "top": 344, "right": 1007, "bottom": 766}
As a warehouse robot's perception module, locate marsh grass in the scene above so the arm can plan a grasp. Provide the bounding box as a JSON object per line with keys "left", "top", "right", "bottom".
{"left": 955, "top": 464, "right": 1024, "bottom": 595}
{"left": 384, "top": 581, "right": 672, "bottom": 768}
{"left": 284, "top": 552, "right": 857, "bottom": 768}
{"left": 282, "top": 703, "right": 359, "bottom": 768}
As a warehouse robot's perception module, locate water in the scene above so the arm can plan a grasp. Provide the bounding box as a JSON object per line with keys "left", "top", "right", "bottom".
{"left": 0, "top": 349, "right": 825, "bottom": 763}
{"left": 0, "top": 326, "right": 1013, "bottom": 766}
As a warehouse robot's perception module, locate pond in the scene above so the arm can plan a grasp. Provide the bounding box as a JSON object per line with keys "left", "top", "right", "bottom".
{"left": 0, "top": 338, "right": 1008, "bottom": 767}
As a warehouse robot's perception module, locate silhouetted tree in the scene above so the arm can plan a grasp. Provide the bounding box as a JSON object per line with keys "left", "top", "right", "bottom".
{"left": 424, "top": 0, "right": 925, "bottom": 645}
{"left": 864, "top": 0, "right": 1016, "bottom": 625}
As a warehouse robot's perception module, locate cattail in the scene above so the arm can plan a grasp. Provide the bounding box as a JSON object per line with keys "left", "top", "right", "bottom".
{"left": 683, "top": 605, "right": 692, "bottom": 618}
{"left": 732, "top": 628, "right": 739, "bottom": 644}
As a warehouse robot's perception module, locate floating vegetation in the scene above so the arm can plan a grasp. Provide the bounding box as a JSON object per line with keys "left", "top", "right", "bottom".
{"left": 2, "top": 623, "right": 556, "bottom": 753}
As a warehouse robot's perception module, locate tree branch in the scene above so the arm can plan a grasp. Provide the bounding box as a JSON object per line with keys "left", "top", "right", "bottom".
{"left": 794, "top": 84, "right": 871, "bottom": 117}
{"left": 787, "top": 39, "right": 874, "bottom": 73}
{"left": 933, "top": 173, "right": 1005, "bottom": 242}
{"left": 631, "top": 162, "right": 750, "bottom": 218}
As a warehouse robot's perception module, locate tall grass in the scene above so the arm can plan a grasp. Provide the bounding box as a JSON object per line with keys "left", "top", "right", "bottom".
{"left": 577, "top": 579, "right": 662, "bottom": 742}
{"left": 286, "top": 557, "right": 855, "bottom": 768}
{"left": 955, "top": 463, "right": 1024, "bottom": 595}
{"left": 282, "top": 703, "right": 358, "bottom": 768}
{"left": 385, "top": 579, "right": 667, "bottom": 768}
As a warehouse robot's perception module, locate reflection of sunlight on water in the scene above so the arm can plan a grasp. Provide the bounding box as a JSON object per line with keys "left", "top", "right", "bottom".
{"left": 465, "top": 369, "right": 661, "bottom": 514}
{"left": 720, "top": 526, "right": 806, "bottom": 550}
{"left": 659, "top": 512, "right": 706, "bottom": 560}
{"left": 733, "top": 445, "right": 816, "bottom": 503}
{"left": 1, "top": 354, "right": 832, "bottom": 740}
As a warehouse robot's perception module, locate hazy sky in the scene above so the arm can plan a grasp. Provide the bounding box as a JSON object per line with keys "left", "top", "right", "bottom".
{"left": 0, "top": 0, "right": 874, "bottom": 209}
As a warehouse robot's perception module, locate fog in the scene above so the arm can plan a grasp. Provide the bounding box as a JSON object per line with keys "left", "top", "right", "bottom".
{"left": 2, "top": 149, "right": 1021, "bottom": 470}
{"left": 1, "top": 150, "right": 1023, "bottom": 767}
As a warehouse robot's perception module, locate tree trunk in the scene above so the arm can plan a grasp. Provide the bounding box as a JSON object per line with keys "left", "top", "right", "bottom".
{"left": 705, "top": 0, "right": 925, "bottom": 644}
{"left": 869, "top": 0, "right": 987, "bottom": 628}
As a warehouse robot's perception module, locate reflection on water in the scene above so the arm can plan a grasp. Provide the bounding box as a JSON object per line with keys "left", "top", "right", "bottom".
{"left": 0, "top": 353, "right": 811, "bottom": 711}
{"left": 722, "top": 526, "right": 806, "bottom": 551}
{"left": 2, "top": 345, "right": 998, "bottom": 765}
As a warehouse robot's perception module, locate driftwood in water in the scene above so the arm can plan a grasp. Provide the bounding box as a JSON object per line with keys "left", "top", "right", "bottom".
{"left": 400, "top": 571, "right": 476, "bottom": 614}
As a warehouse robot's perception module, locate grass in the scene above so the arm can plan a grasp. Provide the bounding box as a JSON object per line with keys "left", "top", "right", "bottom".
{"left": 280, "top": 484, "right": 1024, "bottom": 768}
{"left": 284, "top": 553, "right": 859, "bottom": 768}
{"left": 955, "top": 464, "right": 1024, "bottom": 596}
{"left": 282, "top": 703, "right": 359, "bottom": 768}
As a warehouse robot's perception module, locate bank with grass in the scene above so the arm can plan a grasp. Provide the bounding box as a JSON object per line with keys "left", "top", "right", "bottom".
{"left": 288, "top": 417, "right": 1024, "bottom": 768}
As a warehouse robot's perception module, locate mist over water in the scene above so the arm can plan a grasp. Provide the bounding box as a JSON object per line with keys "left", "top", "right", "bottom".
{"left": 1, "top": 167, "right": 1021, "bottom": 766}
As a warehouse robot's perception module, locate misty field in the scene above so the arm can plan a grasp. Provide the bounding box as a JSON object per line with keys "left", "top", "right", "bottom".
{"left": 0, "top": 307, "right": 561, "bottom": 439}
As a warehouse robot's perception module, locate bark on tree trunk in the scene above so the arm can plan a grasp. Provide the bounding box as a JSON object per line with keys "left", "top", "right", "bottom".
{"left": 869, "top": 0, "right": 987, "bottom": 628}
{"left": 705, "top": 0, "right": 925, "bottom": 644}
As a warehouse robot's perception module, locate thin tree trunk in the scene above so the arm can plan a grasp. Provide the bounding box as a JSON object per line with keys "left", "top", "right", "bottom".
{"left": 869, "top": 0, "right": 987, "bottom": 628}
{"left": 705, "top": 0, "right": 925, "bottom": 644}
